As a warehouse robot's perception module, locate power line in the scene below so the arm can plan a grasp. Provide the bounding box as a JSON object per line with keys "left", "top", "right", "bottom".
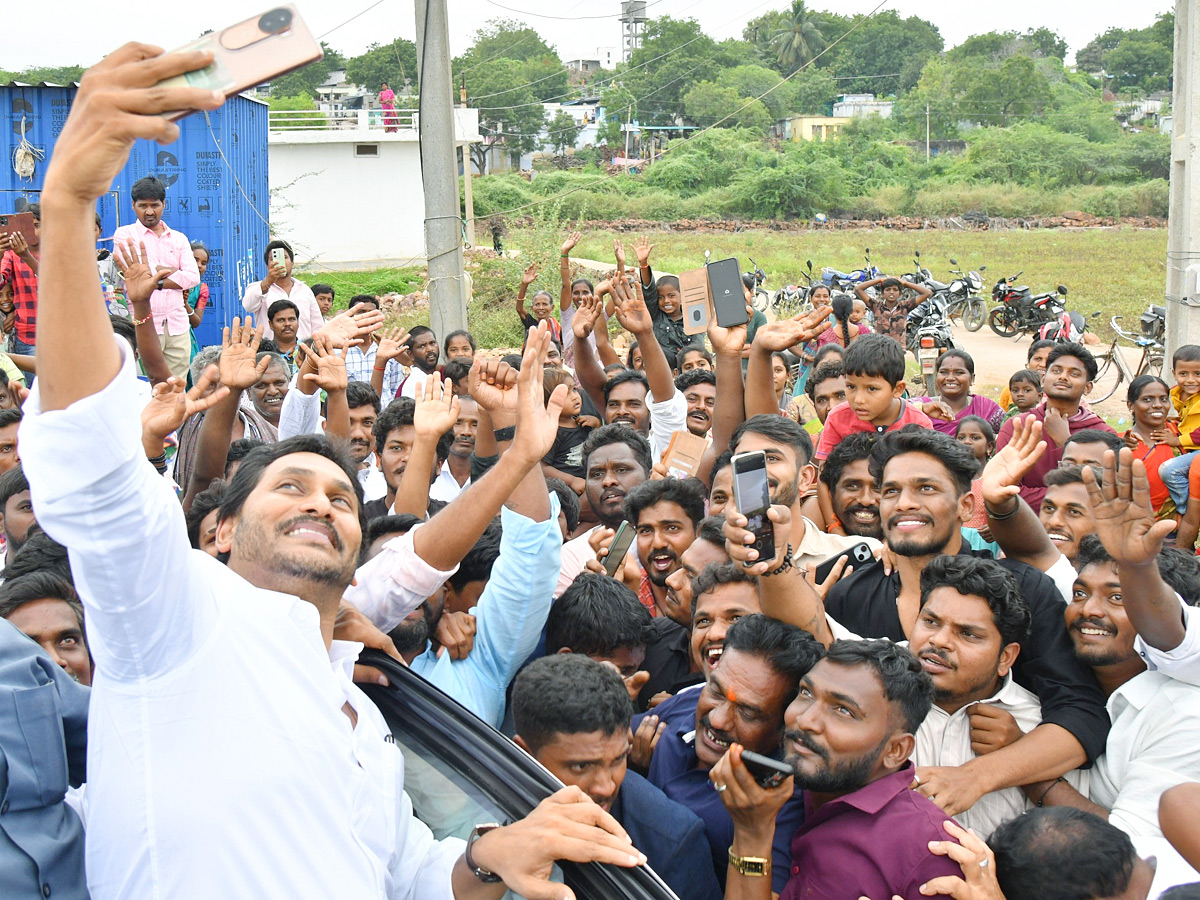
{"left": 483, "top": 0, "right": 665, "bottom": 21}
{"left": 318, "top": 0, "right": 389, "bottom": 40}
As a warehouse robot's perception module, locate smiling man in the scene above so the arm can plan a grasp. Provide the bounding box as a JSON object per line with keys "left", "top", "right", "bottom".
{"left": 633, "top": 614, "right": 822, "bottom": 894}
{"left": 688, "top": 563, "right": 761, "bottom": 677}
{"left": 663, "top": 515, "right": 730, "bottom": 629}
{"left": 675, "top": 369, "right": 717, "bottom": 437}
{"left": 249, "top": 352, "right": 290, "bottom": 430}
{"left": 1040, "top": 466, "right": 1096, "bottom": 565}
{"left": 623, "top": 477, "right": 705, "bottom": 617}
{"left": 818, "top": 431, "right": 881, "bottom": 539}
{"left": 430, "top": 396, "right": 477, "bottom": 502}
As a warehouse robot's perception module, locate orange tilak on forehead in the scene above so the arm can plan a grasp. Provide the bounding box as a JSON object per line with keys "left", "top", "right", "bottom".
{"left": 725, "top": 688, "right": 738, "bottom": 703}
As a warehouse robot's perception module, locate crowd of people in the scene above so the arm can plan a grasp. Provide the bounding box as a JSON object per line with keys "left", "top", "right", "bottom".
{"left": 2, "top": 43, "right": 1200, "bottom": 900}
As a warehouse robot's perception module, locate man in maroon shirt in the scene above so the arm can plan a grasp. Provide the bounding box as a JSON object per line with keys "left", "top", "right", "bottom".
{"left": 710, "top": 639, "right": 962, "bottom": 900}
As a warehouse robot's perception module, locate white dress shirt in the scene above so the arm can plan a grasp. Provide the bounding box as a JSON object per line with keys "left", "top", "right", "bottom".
{"left": 429, "top": 459, "right": 470, "bottom": 503}
{"left": 241, "top": 277, "right": 324, "bottom": 340}
{"left": 913, "top": 674, "right": 1088, "bottom": 839}
{"left": 1135, "top": 601, "right": 1200, "bottom": 687}
{"left": 1091, "top": 669, "right": 1200, "bottom": 839}
{"left": 21, "top": 341, "right": 466, "bottom": 900}
{"left": 647, "top": 388, "right": 687, "bottom": 463}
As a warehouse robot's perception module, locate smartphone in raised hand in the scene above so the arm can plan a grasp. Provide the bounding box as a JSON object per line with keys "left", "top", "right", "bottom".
{"left": 156, "top": 6, "right": 322, "bottom": 121}
{"left": 731, "top": 450, "right": 775, "bottom": 565}
{"left": 604, "top": 521, "right": 636, "bottom": 577}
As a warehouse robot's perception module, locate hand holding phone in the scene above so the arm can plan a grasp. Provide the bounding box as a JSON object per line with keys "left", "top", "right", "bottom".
{"left": 739, "top": 749, "right": 794, "bottom": 788}
{"left": 731, "top": 451, "right": 775, "bottom": 566}
{"left": 603, "top": 521, "right": 636, "bottom": 577}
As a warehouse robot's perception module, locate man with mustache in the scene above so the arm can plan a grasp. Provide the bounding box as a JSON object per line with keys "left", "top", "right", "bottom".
{"left": 711, "top": 639, "right": 962, "bottom": 900}
{"left": 399, "top": 325, "right": 443, "bottom": 401}
{"left": 623, "top": 477, "right": 705, "bottom": 617}
{"left": 632, "top": 614, "right": 822, "bottom": 894}
{"left": 817, "top": 431, "right": 882, "bottom": 539}
{"left": 430, "top": 395, "right": 478, "bottom": 502}
{"left": 676, "top": 369, "right": 716, "bottom": 438}
{"left": 344, "top": 382, "right": 387, "bottom": 503}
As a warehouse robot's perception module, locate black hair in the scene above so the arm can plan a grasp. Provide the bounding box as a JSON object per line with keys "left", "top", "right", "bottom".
{"left": 266, "top": 298, "right": 300, "bottom": 323}
{"left": 602, "top": 363, "right": 626, "bottom": 377}
{"left": 346, "top": 381, "right": 381, "bottom": 414}
{"left": 603, "top": 368, "right": 649, "bottom": 405}
{"left": 444, "top": 329, "right": 476, "bottom": 356}
{"left": 731, "top": 413, "right": 815, "bottom": 468}
{"left": 1064, "top": 428, "right": 1124, "bottom": 453}
{"left": 435, "top": 428, "right": 455, "bottom": 464}
{"left": 919, "top": 555, "right": 1030, "bottom": 647}
{"left": 0, "top": 463, "right": 28, "bottom": 511}
{"left": 446, "top": 520, "right": 503, "bottom": 593}
{"left": 348, "top": 294, "right": 380, "bottom": 311}
{"left": 546, "top": 477, "right": 581, "bottom": 534}
{"left": 3, "top": 526, "right": 72, "bottom": 584}
{"left": 1076, "top": 534, "right": 1200, "bottom": 606}
{"left": 373, "top": 397, "right": 416, "bottom": 450}
{"left": 656, "top": 274, "right": 680, "bottom": 294}
{"left": 581, "top": 424, "right": 652, "bottom": 478}
{"left": 722, "top": 614, "right": 825, "bottom": 689}
{"left": 571, "top": 277, "right": 594, "bottom": 293}
{"left": 819, "top": 431, "right": 878, "bottom": 490}
{"left": 361, "top": 514, "right": 423, "bottom": 563}
{"left": 1172, "top": 344, "right": 1200, "bottom": 367}
{"left": 691, "top": 561, "right": 757, "bottom": 614}
{"left": 511, "top": 654, "right": 633, "bottom": 753}
{"left": 696, "top": 514, "right": 727, "bottom": 549}
{"left": 25, "top": 202, "right": 40, "bottom": 221}
{"left": 822, "top": 639, "right": 934, "bottom": 733}
{"left": 226, "top": 439, "right": 265, "bottom": 476}
{"left": 185, "top": 480, "right": 226, "bottom": 549}
{"left": 625, "top": 341, "right": 640, "bottom": 368}
{"left": 0, "top": 370, "right": 8, "bottom": 390}
{"left": 844, "top": 333, "right": 905, "bottom": 385}
{"left": 409, "top": 325, "right": 435, "bottom": 342}
{"left": 189, "top": 239, "right": 208, "bottom": 257}
{"left": 623, "top": 477, "right": 706, "bottom": 528}
{"left": 310, "top": 283, "right": 335, "bottom": 298}
{"left": 262, "top": 239, "right": 294, "bottom": 265}
{"left": 256, "top": 339, "right": 280, "bottom": 355}
{"left": 1127, "top": 374, "right": 1170, "bottom": 405}
{"left": 869, "top": 425, "right": 980, "bottom": 496}
{"left": 880, "top": 277, "right": 901, "bottom": 292}
{"left": 806, "top": 361, "right": 844, "bottom": 401}
{"left": 1046, "top": 342, "right": 1099, "bottom": 382}
{"left": 130, "top": 176, "right": 166, "bottom": 203}
{"left": 0, "top": 572, "right": 84, "bottom": 631}
{"left": 936, "top": 348, "right": 974, "bottom": 376}
{"left": 711, "top": 448, "right": 733, "bottom": 483}
{"left": 546, "top": 573, "right": 652, "bottom": 657}
{"left": 675, "top": 345, "right": 713, "bottom": 371}
{"left": 812, "top": 343, "right": 845, "bottom": 369}
{"left": 1044, "top": 464, "right": 1088, "bottom": 489}
{"left": 955, "top": 415, "right": 995, "bottom": 447}
{"left": 1161, "top": 888, "right": 1200, "bottom": 900}
{"left": 831, "top": 293, "right": 853, "bottom": 348}
{"left": 0, "top": 408, "right": 22, "bottom": 430}
{"left": 500, "top": 353, "right": 523, "bottom": 371}
{"left": 217, "top": 434, "right": 366, "bottom": 537}
{"left": 990, "top": 809, "right": 1136, "bottom": 900}
{"left": 675, "top": 368, "right": 717, "bottom": 393}
{"left": 442, "top": 357, "right": 473, "bottom": 387}
{"left": 1009, "top": 368, "right": 1042, "bottom": 390}
{"left": 1027, "top": 339, "right": 1055, "bottom": 362}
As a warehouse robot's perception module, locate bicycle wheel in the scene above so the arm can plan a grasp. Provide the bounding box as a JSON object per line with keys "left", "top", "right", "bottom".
{"left": 988, "top": 307, "right": 1019, "bottom": 338}
{"left": 1089, "top": 350, "right": 1124, "bottom": 403}
{"left": 1140, "top": 352, "right": 1164, "bottom": 378}
{"left": 964, "top": 299, "right": 986, "bottom": 332}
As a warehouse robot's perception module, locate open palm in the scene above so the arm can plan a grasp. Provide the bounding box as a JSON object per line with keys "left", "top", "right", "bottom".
{"left": 220, "top": 318, "right": 268, "bottom": 390}
{"left": 1085, "top": 449, "right": 1176, "bottom": 566}
{"left": 979, "top": 415, "right": 1045, "bottom": 506}
{"left": 142, "top": 368, "right": 229, "bottom": 440}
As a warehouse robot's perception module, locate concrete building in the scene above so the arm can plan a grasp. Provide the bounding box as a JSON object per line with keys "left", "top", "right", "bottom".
{"left": 268, "top": 107, "right": 481, "bottom": 269}
{"left": 774, "top": 115, "right": 852, "bottom": 142}
{"left": 832, "top": 93, "right": 894, "bottom": 119}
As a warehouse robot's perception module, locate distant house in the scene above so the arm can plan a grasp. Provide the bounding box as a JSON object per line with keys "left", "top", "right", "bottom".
{"left": 566, "top": 47, "right": 616, "bottom": 76}
{"left": 832, "top": 93, "right": 894, "bottom": 119}
{"left": 774, "top": 115, "right": 852, "bottom": 142}
{"left": 1116, "top": 91, "right": 1171, "bottom": 130}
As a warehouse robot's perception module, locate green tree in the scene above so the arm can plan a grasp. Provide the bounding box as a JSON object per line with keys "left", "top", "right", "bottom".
{"left": 743, "top": 10, "right": 790, "bottom": 70}
{"left": 467, "top": 19, "right": 557, "bottom": 63}
{"left": 962, "top": 54, "right": 1053, "bottom": 126}
{"left": 14, "top": 64, "right": 85, "bottom": 84}
{"left": 270, "top": 42, "right": 346, "bottom": 99}
{"left": 1104, "top": 39, "right": 1172, "bottom": 92}
{"left": 786, "top": 68, "right": 838, "bottom": 115}
{"left": 464, "top": 57, "right": 547, "bottom": 169}
{"left": 545, "top": 109, "right": 583, "bottom": 154}
{"left": 1077, "top": 27, "right": 1131, "bottom": 74}
{"left": 819, "top": 11, "right": 943, "bottom": 95}
{"left": 345, "top": 39, "right": 418, "bottom": 93}
{"left": 267, "top": 93, "right": 327, "bottom": 128}
{"left": 1022, "top": 27, "right": 1068, "bottom": 60}
{"left": 682, "top": 82, "right": 772, "bottom": 131}
{"left": 770, "top": 0, "right": 826, "bottom": 75}
{"left": 717, "top": 65, "right": 789, "bottom": 120}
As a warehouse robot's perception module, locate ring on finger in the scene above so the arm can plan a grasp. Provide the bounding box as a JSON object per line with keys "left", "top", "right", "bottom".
{"left": 979, "top": 858, "right": 989, "bottom": 869}
{"left": 714, "top": 783, "right": 727, "bottom": 793}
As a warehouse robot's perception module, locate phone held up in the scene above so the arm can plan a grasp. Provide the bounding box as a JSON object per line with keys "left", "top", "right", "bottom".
{"left": 604, "top": 521, "right": 636, "bottom": 578}
{"left": 731, "top": 450, "right": 775, "bottom": 566}
{"left": 739, "top": 749, "right": 795, "bottom": 788}
{"left": 157, "top": 6, "right": 322, "bottom": 121}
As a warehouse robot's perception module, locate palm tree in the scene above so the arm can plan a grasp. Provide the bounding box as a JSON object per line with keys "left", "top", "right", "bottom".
{"left": 771, "top": 1, "right": 826, "bottom": 74}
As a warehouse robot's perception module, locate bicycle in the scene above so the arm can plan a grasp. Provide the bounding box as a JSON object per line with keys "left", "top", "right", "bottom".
{"left": 1088, "top": 315, "right": 1164, "bottom": 404}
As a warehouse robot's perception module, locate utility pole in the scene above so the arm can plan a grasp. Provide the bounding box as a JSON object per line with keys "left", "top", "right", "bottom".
{"left": 460, "top": 77, "right": 476, "bottom": 247}
{"left": 623, "top": 104, "right": 632, "bottom": 175}
{"left": 925, "top": 104, "right": 930, "bottom": 163}
{"left": 415, "top": 0, "right": 467, "bottom": 337}
{"left": 1165, "top": 0, "right": 1200, "bottom": 358}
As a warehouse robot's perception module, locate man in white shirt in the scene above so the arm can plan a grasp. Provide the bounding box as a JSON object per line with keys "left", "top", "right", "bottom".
{"left": 25, "top": 51, "right": 648, "bottom": 900}
{"left": 400, "top": 326, "right": 442, "bottom": 401}
{"left": 241, "top": 239, "right": 324, "bottom": 340}
{"left": 430, "top": 396, "right": 477, "bottom": 502}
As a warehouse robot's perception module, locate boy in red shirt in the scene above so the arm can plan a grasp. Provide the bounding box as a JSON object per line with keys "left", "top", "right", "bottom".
{"left": 816, "top": 333, "right": 932, "bottom": 462}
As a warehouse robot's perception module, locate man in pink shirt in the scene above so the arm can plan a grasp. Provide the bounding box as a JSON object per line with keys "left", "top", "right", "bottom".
{"left": 112, "top": 176, "right": 200, "bottom": 379}
{"left": 241, "top": 240, "right": 323, "bottom": 340}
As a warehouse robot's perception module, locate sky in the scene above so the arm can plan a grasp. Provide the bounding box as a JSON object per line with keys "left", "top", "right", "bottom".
{"left": 0, "top": 0, "right": 1173, "bottom": 72}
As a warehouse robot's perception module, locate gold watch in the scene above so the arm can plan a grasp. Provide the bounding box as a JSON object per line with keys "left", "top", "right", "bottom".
{"left": 729, "top": 848, "right": 771, "bottom": 877}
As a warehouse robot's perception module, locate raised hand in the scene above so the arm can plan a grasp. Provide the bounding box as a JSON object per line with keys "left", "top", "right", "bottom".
{"left": 610, "top": 275, "right": 653, "bottom": 336}
{"left": 707, "top": 308, "right": 749, "bottom": 356}
{"left": 319, "top": 307, "right": 386, "bottom": 349}
{"left": 1083, "top": 448, "right": 1176, "bottom": 567}
{"left": 630, "top": 715, "right": 665, "bottom": 770}
{"left": 561, "top": 231, "right": 582, "bottom": 256}
{"left": 7, "top": 231, "right": 32, "bottom": 262}
{"left": 571, "top": 294, "right": 603, "bottom": 340}
{"left": 511, "top": 321, "right": 569, "bottom": 464}
{"left": 298, "top": 333, "right": 348, "bottom": 393}
{"left": 414, "top": 376, "right": 461, "bottom": 438}
{"left": 262, "top": 258, "right": 286, "bottom": 287}
{"left": 434, "top": 611, "right": 477, "bottom": 661}
{"left": 141, "top": 366, "right": 229, "bottom": 441}
{"left": 520, "top": 262, "right": 539, "bottom": 289}
{"left": 613, "top": 239, "right": 627, "bottom": 277}
{"left": 723, "top": 504, "right": 792, "bottom": 575}
{"left": 752, "top": 305, "right": 834, "bottom": 352}
{"left": 113, "top": 239, "right": 158, "bottom": 305}
{"left": 374, "top": 325, "right": 413, "bottom": 365}
{"left": 979, "top": 415, "right": 1046, "bottom": 507}
{"left": 219, "top": 317, "right": 269, "bottom": 391}
{"left": 469, "top": 356, "right": 519, "bottom": 414}
{"left": 633, "top": 235, "right": 653, "bottom": 268}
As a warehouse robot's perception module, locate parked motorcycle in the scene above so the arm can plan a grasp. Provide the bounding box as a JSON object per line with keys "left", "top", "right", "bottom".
{"left": 987, "top": 272, "right": 1068, "bottom": 339}
{"left": 822, "top": 247, "right": 881, "bottom": 291}
{"left": 906, "top": 293, "right": 958, "bottom": 397}
{"left": 1141, "top": 303, "right": 1166, "bottom": 344}
{"left": 944, "top": 258, "right": 988, "bottom": 332}
{"left": 746, "top": 257, "right": 770, "bottom": 313}
{"left": 770, "top": 260, "right": 815, "bottom": 318}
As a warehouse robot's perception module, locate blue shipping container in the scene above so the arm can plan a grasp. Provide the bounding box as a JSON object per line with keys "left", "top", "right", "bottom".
{"left": 1, "top": 84, "right": 269, "bottom": 348}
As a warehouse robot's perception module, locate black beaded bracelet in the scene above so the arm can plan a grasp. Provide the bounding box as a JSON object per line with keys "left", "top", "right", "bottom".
{"left": 493, "top": 426, "right": 516, "bottom": 442}
{"left": 984, "top": 498, "right": 1020, "bottom": 520}
{"left": 763, "top": 544, "right": 795, "bottom": 577}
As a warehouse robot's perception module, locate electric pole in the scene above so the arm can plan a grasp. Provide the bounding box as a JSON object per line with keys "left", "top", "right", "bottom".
{"left": 926, "top": 103, "right": 930, "bottom": 163}
{"left": 460, "top": 77, "right": 476, "bottom": 247}
{"left": 415, "top": 0, "right": 467, "bottom": 337}
{"left": 1165, "top": 0, "right": 1200, "bottom": 357}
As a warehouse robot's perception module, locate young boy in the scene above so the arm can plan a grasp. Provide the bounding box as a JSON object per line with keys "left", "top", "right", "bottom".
{"left": 1004, "top": 368, "right": 1043, "bottom": 420}
{"left": 1158, "top": 344, "right": 1200, "bottom": 513}
{"left": 540, "top": 367, "right": 593, "bottom": 496}
{"left": 999, "top": 339, "right": 1054, "bottom": 409}
{"left": 311, "top": 283, "right": 335, "bottom": 318}
{"left": 815, "top": 333, "right": 933, "bottom": 462}
{"left": 632, "top": 238, "right": 704, "bottom": 365}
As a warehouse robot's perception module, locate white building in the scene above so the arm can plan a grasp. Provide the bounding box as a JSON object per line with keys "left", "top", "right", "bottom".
{"left": 268, "top": 107, "right": 482, "bottom": 268}
{"left": 832, "top": 93, "right": 894, "bottom": 119}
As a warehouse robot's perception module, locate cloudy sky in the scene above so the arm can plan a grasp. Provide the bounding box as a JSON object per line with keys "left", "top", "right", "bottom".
{"left": 0, "top": 0, "right": 1172, "bottom": 71}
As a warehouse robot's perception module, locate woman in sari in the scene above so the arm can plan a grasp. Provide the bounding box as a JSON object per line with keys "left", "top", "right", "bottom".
{"left": 379, "top": 82, "right": 398, "bottom": 132}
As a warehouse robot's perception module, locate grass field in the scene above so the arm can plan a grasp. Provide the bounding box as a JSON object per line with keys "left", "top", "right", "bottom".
{"left": 304, "top": 226, "right": 1168, "bottom": 349}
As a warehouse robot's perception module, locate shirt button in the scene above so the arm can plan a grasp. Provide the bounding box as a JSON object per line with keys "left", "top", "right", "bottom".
{"left": 792, "top": 866, "right": 800, "bottom": 875}
{"left": 42, "top": 885, "right": 51, "bottom": 898}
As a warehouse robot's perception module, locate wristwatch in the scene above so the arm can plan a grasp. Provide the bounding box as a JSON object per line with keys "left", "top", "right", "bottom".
{"left": 728, "top": 848, "right": 770, "bottom": 877}
{"left": 465, "top": 823, "right": 503, "bottom": 883}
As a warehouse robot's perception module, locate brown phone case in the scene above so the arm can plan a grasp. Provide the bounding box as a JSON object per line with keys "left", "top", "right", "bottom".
{"left": 159, "top": 6, "right": 323, "bottom": 121}
{"left": 680, "top": 267, "right": 713, "bottom": 336}
{"left": 0, "top": 213, "right": 37, "bottom": 247}
{"left": 661, "top": 430, "right": 709, "bottom": 479}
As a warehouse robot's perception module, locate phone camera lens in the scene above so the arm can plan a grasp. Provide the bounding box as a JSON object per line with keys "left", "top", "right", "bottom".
{"left": 258, "top": 7, "right": 294, "bottom": 33}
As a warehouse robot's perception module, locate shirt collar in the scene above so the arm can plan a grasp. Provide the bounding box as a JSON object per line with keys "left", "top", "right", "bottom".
{"left": 329, "top": 639, "right": 366, "bottom": 678}
{"left": 1109, "top": 668, "right": 1165, "bottom": 712}
{"left": 133, "top": 219, "right": 173, "bottom": 238}
{"left": 927, "top": 672, "right": 1023, "bottom": 719}
{"left": 809, "top": 761, "right": 917, "bottom": 817}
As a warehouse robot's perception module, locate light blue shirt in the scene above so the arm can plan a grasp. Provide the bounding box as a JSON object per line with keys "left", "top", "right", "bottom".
{"left": 413, "top": 496, "right": 563, "bottom": 727}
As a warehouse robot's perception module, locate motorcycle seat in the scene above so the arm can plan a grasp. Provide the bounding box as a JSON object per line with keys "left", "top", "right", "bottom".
{"left": 925, "top": 279, "right": 951, "bottom": 291}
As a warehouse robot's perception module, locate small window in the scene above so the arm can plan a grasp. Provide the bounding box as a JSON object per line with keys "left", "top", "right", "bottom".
{"left": 355, "top": 144, "right": 379, "bottom": 158}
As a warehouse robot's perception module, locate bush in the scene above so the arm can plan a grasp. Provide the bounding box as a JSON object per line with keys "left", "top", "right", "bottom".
{"left": 1079, "top": 179, "right": 1169, "bottom": 218}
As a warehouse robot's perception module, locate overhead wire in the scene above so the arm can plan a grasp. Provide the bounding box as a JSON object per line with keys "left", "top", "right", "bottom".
{"left": 483, "top": 0, "right": 666, "bottom": 21}
{"left": 318, "top": 0, "right": 389, "bottom": 40}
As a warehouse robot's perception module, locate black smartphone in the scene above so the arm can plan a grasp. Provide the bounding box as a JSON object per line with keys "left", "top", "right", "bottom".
{"left": 812, "top": 542, "right": 875, "bottom": 584}
{"left": 731, "top": 451, "right": 775, "bottom": 565}
{"left": 740, "top": 749, "right": 794, "bottom": 788}
{"left": 707, "top": 257, "right": 749, "bottom": 328}
{"left": 604, "top": 521, "right": 636, "bottom": 577}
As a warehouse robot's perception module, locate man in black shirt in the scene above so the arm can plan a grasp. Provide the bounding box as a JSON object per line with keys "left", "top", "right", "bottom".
{"left": 724, "top": 425, "right": 1109, "bottom": 819}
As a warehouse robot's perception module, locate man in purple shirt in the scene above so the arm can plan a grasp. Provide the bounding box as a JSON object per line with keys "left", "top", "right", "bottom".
{"left": 711, "top": 639, "right": 962, "bottom": 900}
{"left": 112, "top": 176, "right": 199, "bottom": 379}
